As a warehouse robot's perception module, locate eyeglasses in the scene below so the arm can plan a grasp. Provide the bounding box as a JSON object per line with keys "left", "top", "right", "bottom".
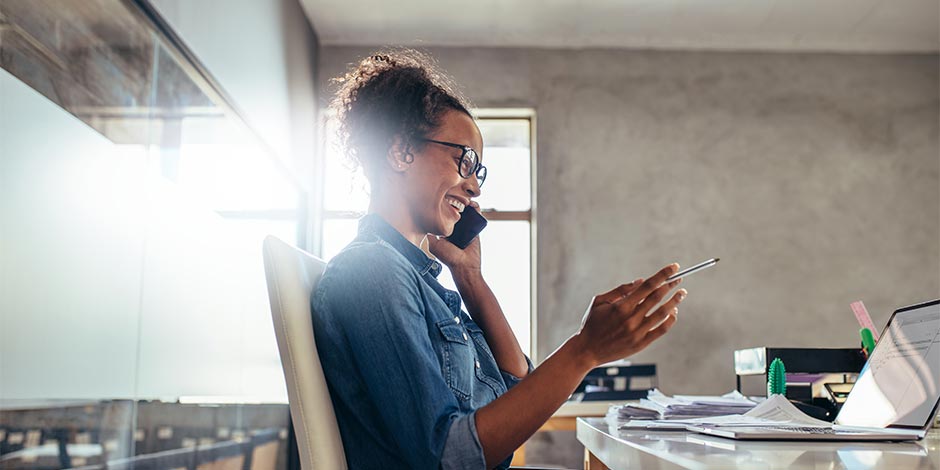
{"left": 418, "top": 138, "right": 487, "bottom": 187}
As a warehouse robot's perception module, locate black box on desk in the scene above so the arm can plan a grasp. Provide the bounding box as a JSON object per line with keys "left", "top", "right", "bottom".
{"left": 573, "top": 363, "right": 657, "bottom": 401}
{"left": 734, "top": 347, "right": 865, "bottom": 397}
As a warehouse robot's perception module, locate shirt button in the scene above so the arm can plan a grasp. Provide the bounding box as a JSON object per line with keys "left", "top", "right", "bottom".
{"left": 454, "top": 316, "right": 460, "bottom": 324}
{"left": 463, "top": 332, "right": 469, "bottom": 341}
{"left": 475, "top": 360, "right": 480, "bottom": 369}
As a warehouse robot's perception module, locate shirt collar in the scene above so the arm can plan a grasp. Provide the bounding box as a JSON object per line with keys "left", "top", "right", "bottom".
{"left": 358, "top": 214, "right": 442, "bottom": 278}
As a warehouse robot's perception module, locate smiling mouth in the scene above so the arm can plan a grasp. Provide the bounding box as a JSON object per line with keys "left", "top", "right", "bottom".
{"left": 445, "top": 197, "right": 466, "bottom": 213}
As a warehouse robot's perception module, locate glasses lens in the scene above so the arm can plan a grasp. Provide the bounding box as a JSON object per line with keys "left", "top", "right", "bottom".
{"left": 476, "top": 165, "right": 487, "bottom": 187}
{"left": 459, "top": 149, "right": 476, "bottom": 178}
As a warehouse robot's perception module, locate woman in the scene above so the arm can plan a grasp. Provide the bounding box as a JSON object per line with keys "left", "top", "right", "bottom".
{"left": 312, "top": 50, "right": 687, "bottom": 469}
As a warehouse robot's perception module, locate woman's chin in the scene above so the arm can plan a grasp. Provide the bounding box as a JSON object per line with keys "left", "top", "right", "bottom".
{"left": 442, "top": 225, "right": 455, "bottom": 238}
{"left": 436, "top": 212, "right": 457, "bottom": 237}
{"left": 439, "top": 220, "right": 456, "bottom": 238}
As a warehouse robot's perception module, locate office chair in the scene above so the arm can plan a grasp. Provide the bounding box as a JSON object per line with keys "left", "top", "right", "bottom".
{"left": 263, "top": 236, "right": 347, "bottom": 470}
{"left": 263, "top": 236, "right": 568, "bottom": 470}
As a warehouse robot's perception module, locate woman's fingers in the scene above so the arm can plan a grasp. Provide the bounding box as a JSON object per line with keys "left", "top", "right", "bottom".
{"left": 617, "top": 264, "right": 679, "bottom": 311}
{"left": 619, "top": 279, "right": 679, "bottom": 330}
{"left": 637, "top": 310, "right": 678, "bottom": 350}
{"left": 631, "top": 279, "right": 681, "bottom": 318}
{"left": 593, "top": 278, "right": 644, "bottom": 306}
{"left": 580, "top": 264, "right": 685, "bottom": 364}
{"left": 636, "top": 289, "right": 687, "bottom": 332}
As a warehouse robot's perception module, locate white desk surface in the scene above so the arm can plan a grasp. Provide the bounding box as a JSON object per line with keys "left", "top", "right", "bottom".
{"left": 554, "top": 400, "right": 634, "bottom": 418}
{"left": 577, "top": 417, "right": 940, "bottom": 470}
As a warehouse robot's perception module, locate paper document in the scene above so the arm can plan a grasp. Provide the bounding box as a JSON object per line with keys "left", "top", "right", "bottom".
{"left": 617, "top": 395, "right": 832, "bottom": 430}
{"left": 673, "top": 390, "right": 755, "bottom": 406}
{"left": 611, "top": 389, "right": 759, "bottom": 424}
{"left": 620, "top": 415, "right": 775, "bottom": 430}
{"left": 741, "top": 394, "right": 832, "bottom": 427}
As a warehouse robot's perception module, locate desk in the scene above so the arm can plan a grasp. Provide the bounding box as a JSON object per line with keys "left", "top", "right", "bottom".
{"left": 541, "top": 401, "right": 624, "bottom": 431}
{"left": 577, "top": 417, "right": 940, "bottom": 470}
{"left": 511, "top": 401, "right": 630, "bottom": 466}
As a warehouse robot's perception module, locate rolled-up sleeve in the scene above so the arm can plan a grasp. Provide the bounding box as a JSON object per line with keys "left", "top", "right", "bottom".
{"left": 440, "top": 411, "right": 486, "bottom": 469}
{"left": 318, "top": 244, "right": 485, "bottom": 469}
{"left": 500, "top": 355, "right": 535, "bottom": 391}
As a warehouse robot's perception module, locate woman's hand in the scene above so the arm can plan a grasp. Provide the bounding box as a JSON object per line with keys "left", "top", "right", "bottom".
{"left": 574, "top": 264, "right": 687, "bottom": 368}
{"left": 426, "top": 202, "right": 482, "bottom": 277}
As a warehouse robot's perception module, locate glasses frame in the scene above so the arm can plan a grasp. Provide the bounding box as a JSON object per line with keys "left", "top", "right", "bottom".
{"left": 418, "top": 138, "right": 487, "bottom": 187}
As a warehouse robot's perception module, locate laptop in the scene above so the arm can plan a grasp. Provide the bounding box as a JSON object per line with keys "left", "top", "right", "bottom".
{"left": 691, "top": 299, "right": 940, "bottom": 441}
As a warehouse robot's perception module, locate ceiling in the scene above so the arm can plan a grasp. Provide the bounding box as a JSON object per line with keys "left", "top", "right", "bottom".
{"left": 300, "top": 0, "right": 939, "bottom": 53}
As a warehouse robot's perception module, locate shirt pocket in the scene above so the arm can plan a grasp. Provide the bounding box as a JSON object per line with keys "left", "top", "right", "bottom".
{"left": 465, "top": 322, "right": 507, "bottom": 396}
{"left": 436, "top": 318, "right": 474, "bottom": 401}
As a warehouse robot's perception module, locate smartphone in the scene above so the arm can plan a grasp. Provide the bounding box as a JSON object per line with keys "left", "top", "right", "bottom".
{"left": 447, "top": 205, "right": 487, "bottom": 249}
{"left": 666, "top": 258, "right": 719, "bottom": 283}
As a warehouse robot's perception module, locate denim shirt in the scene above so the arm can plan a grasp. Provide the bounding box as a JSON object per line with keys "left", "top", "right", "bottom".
{"left": 311, "top": 215, "right": 532, "bottom": 469}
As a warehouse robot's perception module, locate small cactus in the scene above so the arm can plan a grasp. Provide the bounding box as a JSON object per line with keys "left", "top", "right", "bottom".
{"left": 768, "top": 358, "right": 787, "bottom": 396}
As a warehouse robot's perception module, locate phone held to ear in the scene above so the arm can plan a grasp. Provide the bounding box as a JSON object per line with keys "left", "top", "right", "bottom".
{"left": 447, "top": 205, "right": 487, "bottom": 249}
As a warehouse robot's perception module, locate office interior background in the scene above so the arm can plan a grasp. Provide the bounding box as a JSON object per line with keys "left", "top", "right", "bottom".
{"left": 0, "top": 0, "right": 937, "bottom": 468}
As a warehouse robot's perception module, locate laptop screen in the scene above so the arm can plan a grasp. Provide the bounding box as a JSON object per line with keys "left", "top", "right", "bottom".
{"left": 836, "top": 300, "right": 940, "bottom": 429}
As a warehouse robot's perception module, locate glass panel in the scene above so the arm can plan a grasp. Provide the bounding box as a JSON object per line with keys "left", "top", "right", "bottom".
{"left": 175, "top": 116, "right": 299, "bottom": 211}
{"left": 473, "top": 146, "right": 532, "bottom": 211}
{"left": 477, "top": 119, "right": 530, "bottom": 149}
{"left": 322, "top": 218, "right": 361, "bottom": 261}
{"left": 1, "top": 2, "right": 293, "bottom": 470}
{"left": 0, "top": 0, "right": 165, "bottom": 144}
{"left": 220, "top": 219, "right": 298, "bottom": 247}
{"left": 436, "top": 221, "right": 531, "bottom": 357}
{"left": 133, "top": 41, "right": 287, "bottom": 403}
{"left": 475, "top": 119, "right": 531, "bottom": 211}
{"left": 0, "top": 1, "right": 299, "bottom": 212}
{"left": 322, "top": 116, "right": 370, "bottom": 213}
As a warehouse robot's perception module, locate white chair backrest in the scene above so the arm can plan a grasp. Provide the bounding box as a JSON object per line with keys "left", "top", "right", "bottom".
{"left": 262, "top": 236, "right": 347, "bottom": 470}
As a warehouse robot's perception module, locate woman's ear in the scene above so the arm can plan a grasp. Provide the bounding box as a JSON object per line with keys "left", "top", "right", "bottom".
{"left": 385, "top": 136, "right": 414, "bottom": 173}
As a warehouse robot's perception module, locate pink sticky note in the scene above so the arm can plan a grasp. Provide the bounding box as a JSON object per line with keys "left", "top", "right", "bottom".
{"left": 850, "top": 301, "right": 880, "bottom": 341}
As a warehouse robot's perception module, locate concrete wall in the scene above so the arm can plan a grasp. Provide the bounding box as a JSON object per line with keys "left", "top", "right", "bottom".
{"left": 319, "top": 46, "right": 939, "bottom": 395}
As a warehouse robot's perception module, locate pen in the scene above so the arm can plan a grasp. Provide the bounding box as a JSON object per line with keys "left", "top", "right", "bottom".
{"left": 666, "top": 258, "right": 720, "bottom": 283}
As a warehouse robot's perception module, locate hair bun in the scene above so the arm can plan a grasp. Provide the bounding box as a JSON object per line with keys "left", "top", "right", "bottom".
{"left": 328, "top": 49, "right": 472, "bottom": 182}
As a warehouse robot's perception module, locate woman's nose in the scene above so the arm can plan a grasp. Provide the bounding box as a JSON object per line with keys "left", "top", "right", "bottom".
{"left": 463, "top": 176, "right": 481, "bottom": 198}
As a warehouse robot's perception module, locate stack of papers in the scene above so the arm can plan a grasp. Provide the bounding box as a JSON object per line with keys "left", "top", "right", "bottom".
{"left": 611, "top": 389, "right": 758, "bottom": 422}
{"left": 616, "top": 394, "right": 832, "bottom": 430}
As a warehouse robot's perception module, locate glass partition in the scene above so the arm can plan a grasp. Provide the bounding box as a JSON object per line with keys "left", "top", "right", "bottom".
{"left": 0, "top": 1, "right": 298, "bottom": 469}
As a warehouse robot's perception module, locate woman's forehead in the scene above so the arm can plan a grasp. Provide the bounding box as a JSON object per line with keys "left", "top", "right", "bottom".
{"left": 433, "top": 110, "right": 483, "bottom": 153}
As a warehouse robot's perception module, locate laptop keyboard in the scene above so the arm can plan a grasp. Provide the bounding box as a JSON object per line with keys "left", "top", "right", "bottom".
{"left": 766, "top": 427, "right": 863, "bottom": 435}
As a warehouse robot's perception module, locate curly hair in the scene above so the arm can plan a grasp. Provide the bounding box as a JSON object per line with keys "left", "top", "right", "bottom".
{"left": 329, "top": 49, "right": 472, "bottom": 181}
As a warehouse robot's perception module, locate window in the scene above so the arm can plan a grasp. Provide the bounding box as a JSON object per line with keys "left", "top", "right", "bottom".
{"left": 318, "top": 110, "right": 536, "bottom": 357}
